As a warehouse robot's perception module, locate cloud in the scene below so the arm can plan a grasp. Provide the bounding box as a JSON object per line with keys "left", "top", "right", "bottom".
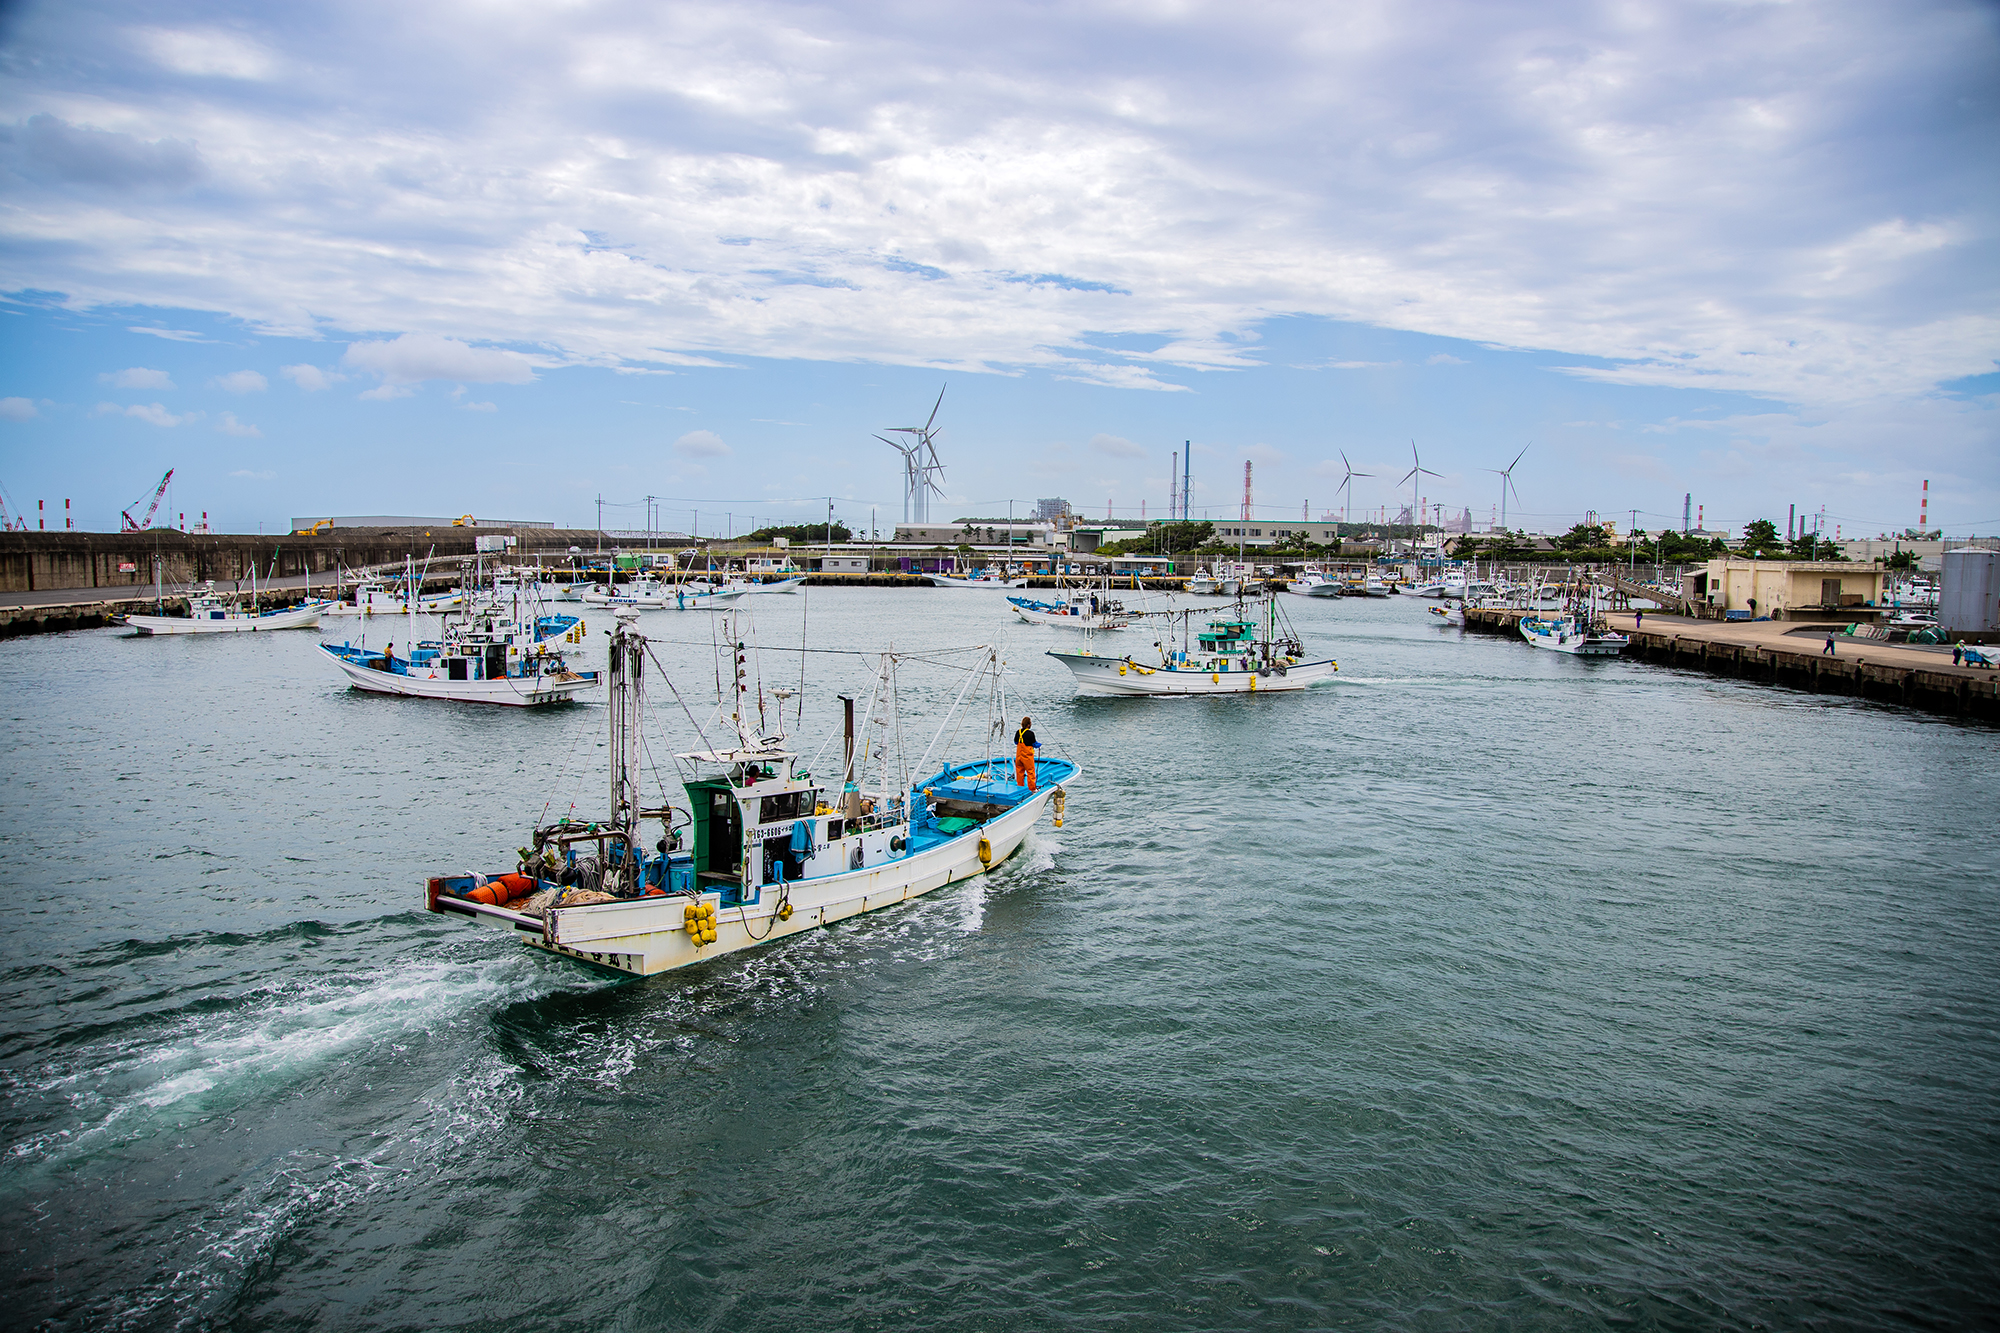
{"left": 228, "top": 469, "right": 276, "bottom": 480}
{"left": 280, "top": 364, "right": 340, "bottom": 391}
{"left": 106, "top": 402, "right": 196, "bottom": 427}
{"left": 343, "top": 333, "right": 536, "bottom": 386}
{"left": 212, "top": 370, "right": 267, "bottom": 393}
{"left": 1089, "top": 433, "right": 1147, "bottom": 459}
{"left": 1426, "top": 354, "right": 1467, "bottom": 366}
{"left": 217, "top": 411, "right": 262, "bottom": 437}
{"left": 1328, "top": 361, "right": 1400, "bottom": 371}
{"left": 0, "top": 398, "right": 37, "bottom": 421}
{"left": 461, "top": 400, "right": 497, "bottom": 411}
{"left": 131, "top": 26, "right": 279, "bottom": 81}
{"left": 101, "top": 367, "right": 175, "bottom": 390}
{"left": 6, "top": 114, "right": 204, "bottom": 191}
{"left": 128, "top": 326, "right": 209, "bottom": 342}
{"left": 1055, "top": 364, "right": 1192, "bottom": 392}
{"left": 0, "top": 0, "right": 1991, "bottom": 419}
{"left": 1239, "top": 443, "right": 1288, "bottom": 465}
{"left": 674, "top": 429, "right": 730, "bottom": 457}
{"left": 358, "top": 383, "right": 414, "bottom": 401}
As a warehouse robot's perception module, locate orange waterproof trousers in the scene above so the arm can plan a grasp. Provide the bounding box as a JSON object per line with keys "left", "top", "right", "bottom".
{"left": 1014, "top": 744, "right": 1038, "bottom": 791}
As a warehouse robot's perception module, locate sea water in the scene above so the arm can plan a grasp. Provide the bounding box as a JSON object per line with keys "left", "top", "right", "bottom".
{"left": 2, "top": 590, "right": 1996, "bottom": 1330}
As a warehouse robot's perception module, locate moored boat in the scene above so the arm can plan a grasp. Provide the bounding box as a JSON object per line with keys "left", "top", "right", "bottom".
{"left": 125, "top": 584, "right": 331, "bottom": 635}
{"left": 1519, "top": 615, "right": 1627, "bottom": 656}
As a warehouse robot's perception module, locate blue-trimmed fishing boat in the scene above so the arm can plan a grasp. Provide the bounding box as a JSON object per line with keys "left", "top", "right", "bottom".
{"left": 425, "top": 613, "right": 1074, "bottom": 975}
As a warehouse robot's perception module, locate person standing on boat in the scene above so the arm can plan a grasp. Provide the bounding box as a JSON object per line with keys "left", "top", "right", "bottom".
{"left": 1013, "top": 716, "right": 1040, "bottom": 791}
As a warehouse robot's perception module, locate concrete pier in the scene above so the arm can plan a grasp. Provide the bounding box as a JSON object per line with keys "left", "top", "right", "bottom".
{"left": 1463, "top": 607, "right": 1999, "bottom": 723}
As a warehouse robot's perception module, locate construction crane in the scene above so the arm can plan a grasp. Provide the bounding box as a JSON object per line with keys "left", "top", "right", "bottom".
{"left": 0, "top": 480, "right": 24, "bottom": 531}
{"left": 121, "top": 468, "right": 174, "bottom": 531}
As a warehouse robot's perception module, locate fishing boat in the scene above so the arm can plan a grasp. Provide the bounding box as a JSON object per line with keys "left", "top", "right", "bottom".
{"left": 1519, "top": 615, "right": 1627, "bottom": 656}
{"left": 724, "top": 575, "right": 806, "bottom": 595}
{"left": 324, "top": 577, "right": 461, "bottom": 616}
{"left": 319, "top": 576, "right": 594, "bottom": 705}
{"left": 1185, "top": 574, "right": 1221, "bottom": 595}
{"left": 1047, "top": 594, "right": 1337, "bottom": 695}
{"left": 423, "top": 612, "right": 1076, "bottom": 976}
{"left": 931, "top": 572, "right": 1025, "bottom": 589}
{"left": 124, "top": 583, "right": 331, "bottom": 635}
{"left": 582, "top": 575, "right": 746, "bottom": 610}
{"left": 1290, "top": 572, "right": 1342, "bottom": 598}
{"left": 1008, "top": 590, "right": 1129, "bottom": 630}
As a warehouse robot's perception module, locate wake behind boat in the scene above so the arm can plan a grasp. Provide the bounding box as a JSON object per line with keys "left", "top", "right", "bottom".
{"left": 424, "top": 612, "right": 1075, "bottom": 976}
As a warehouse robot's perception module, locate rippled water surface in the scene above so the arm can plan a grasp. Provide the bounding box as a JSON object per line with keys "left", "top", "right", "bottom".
{"left": 4, "top": 590, "right": 1997, "bottom": 1331}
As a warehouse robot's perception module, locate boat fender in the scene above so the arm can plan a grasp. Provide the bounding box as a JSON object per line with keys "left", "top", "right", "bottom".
{"left": 977, "top": 836, "right": 993, "bottom": 868}
{"left": 1118, "top": 663, "right": 1127, "bottom": 676}
{"left": 778, "top": 902, "right": 794, "bottom": 921}
{"left": 1053, "top": 789, "right": 1065, "bottom": 828}
{"left": 1212, "top": 672, "right": 1220, "bottom": 683}
{"left": 684, "top": 900, "right": 717, "bottom": 943}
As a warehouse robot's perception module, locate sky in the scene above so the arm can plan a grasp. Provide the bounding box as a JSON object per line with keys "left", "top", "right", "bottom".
{"left": 1, "top": 0, "right": 1995, "bottom": 540}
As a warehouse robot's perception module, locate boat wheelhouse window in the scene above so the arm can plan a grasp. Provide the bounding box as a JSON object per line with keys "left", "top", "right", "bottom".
{"left": 825, "top": 817, "right": 844, "bottom": 841}
{"left": 759, "top": 791, "right": 810, "bottom": 822}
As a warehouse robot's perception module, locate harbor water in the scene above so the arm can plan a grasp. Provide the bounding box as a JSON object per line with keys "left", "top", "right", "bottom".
{"left": 3, "top": 591, "right": 1997, "bottom": 1330}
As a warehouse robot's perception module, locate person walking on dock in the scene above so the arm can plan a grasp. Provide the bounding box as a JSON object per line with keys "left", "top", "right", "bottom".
{"left": 1634, "top": 609, "right": 1643, "bottom": 631}
{"left": 1013, "top": 716, "right": 1040, "bottom": 791}
{"left": 1823, "top": 632, "right": 1836, "bottom": 656}
{"left": 1954, "top": 642, "right": 1965, "bottom": 666}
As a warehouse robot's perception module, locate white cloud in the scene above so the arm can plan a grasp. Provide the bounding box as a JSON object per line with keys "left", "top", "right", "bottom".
{"left": 461, "top": 400, "right": 497, "bottom": 412}
{"left": 280, "top": 364, "right": 339, "bottom": 391}
{"left": 1239, "top": 443, "right": 1287, "bottom": 465}
{"left": 114, "top": 402, "right": 196, "bottom": 427}
{"left": 1089, "top": 433, "right": 1147, "bottom": 459}
{"left": 674, "top": 429, "right": 730, "bottom": 457}
{"left": 0, "top": 0, "right": 1991, "bottom": 420}
{"left": 101, "top": 367, "right": 175, "bottom": 390}
{"left": 131, "top": 26, "right": 279, "bottom": 81}
{"left": 229, "top": 468, "right": 277, "bottom": 480}
{"left": 343, "top": 333, "right": 536, "bottom": 386}
{"left": 217, "top": 411, "right": 262, "bottom": 436}
{"left": 358, "top": 383, "right": 414, "bottom": 401}
{"left": 212, "top": 370, "right": 267, "bottom": 393}
{"left": 1426, "top": 354, "right": 1467, "bottom": 365}
{"left": 0, "top": 398, "right": 37, "bottom": 421}
{"left": 1328, "top": 361, "right": 1400, "bottom": 371}
{"left": 128, "top": 326, "right": 209, "bottom": 342}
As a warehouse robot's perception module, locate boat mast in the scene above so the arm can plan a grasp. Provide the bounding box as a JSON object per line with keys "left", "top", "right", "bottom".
{"left": 607, "top": 611, "right": 644, "bottom": 873}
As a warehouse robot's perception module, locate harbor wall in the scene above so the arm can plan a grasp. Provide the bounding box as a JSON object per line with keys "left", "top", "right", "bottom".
{"left": 1463, "top": 607, "right": 1999, "bottom": 724}
{"left": 0, "top": 527, "right": 607, "bottom": 595}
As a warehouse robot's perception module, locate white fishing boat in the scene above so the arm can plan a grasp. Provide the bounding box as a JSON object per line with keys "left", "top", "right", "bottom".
{"left": 725, "top": 575, "right": 806, "bottom": 595}
{"left": 1048, "top": 595, "right": 1337, "bottom": 695}
{"left": 320, "top": 568, "right": 595, "bottom": 705}
{"left": 323, "top": 578, "right": 461, "bottom": 616}
{"left": 582, "top": 575, "right": 746, "bottom": 610}
{"left": 1519, "top": 615, "right": 1628, "bottom": 656}
{"left": 424, "top": 613, "right": 1076, "bottom": 976}
{"left": 931, "top": 572, "right": 1025, "bottom": 589}
{"left": 1290, "top": 572, "right": 1342, "bottom": 598}
{"left": 125, "top": 584, "right": 331, "bottom": 635}
{"left": 1008, "top": 591, "right": 1129, "bottom": 630}
{"left": 1184, "top": 575, "right": 1221, "bottom": 595}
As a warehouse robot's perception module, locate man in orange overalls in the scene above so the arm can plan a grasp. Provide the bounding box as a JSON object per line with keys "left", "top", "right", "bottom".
{"left": 1013, "top": 716, "right": 1040, "bottom": 791}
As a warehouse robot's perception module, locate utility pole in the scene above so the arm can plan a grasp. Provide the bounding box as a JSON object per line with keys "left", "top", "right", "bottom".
{"left": 596, "top": 494, "right": 604, "bottom": 553}
{"left": 1183, "top": 444, "right": 1192, "bottom": 523}
{"left": 1630, "top": 508, "right": 1639, "bottom": 572}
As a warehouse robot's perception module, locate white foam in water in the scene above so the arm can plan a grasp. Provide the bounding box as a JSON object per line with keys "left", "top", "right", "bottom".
{"left": 8, "top": 944, "right": 585, "bottom": 1172}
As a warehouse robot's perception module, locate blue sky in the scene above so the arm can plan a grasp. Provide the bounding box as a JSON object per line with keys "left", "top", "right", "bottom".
{"left": 2, "top": 0, "right": 1995, "bottom": 539}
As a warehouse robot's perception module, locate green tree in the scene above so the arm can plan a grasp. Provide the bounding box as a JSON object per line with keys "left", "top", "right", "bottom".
{"left": 1557, "top": 523, "right": 1613, "bottom": 552}
{"left": 747, "top": 522, "right": 852, "bottom": 544}
{"left": 1741, "top": 519, "right": 1784, "bottom": 557}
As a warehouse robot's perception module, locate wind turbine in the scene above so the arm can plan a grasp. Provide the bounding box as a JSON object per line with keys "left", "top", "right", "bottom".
{"left": 1336, "top": 450, "right": 1372, "bottom": 525}
{"left": 876, "top": 386, "right": 948, "bottom": 524}
{"left": 1397, "top": 441, "right": 1439, "bottom": 540}
{"left": 1485, "top": 443, "right": 1529, "bottom": 533}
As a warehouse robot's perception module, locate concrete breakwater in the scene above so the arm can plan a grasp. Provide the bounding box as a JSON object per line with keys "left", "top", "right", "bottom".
{"left": 1463, "top": 607, "right": 1999, "bottom": 723}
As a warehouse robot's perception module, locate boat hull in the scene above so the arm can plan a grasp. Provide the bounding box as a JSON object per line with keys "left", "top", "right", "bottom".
{"left": 1012, "top": 605, "right": 1128, "bottom": 629}
{"left": 126, "top": 602, "right": 327, "bottom": 634}
{"left": 320, "top": 644, "right": 598, "bottom": 704}
{"left": 1048, "top": 650, "right": 1337, "bottom": 695}
{"left": 433, "top": 770, "right": 1075, "bottom": 976}
{"left": 1520, "top": 621, "right": 1627, "bottom": 656}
